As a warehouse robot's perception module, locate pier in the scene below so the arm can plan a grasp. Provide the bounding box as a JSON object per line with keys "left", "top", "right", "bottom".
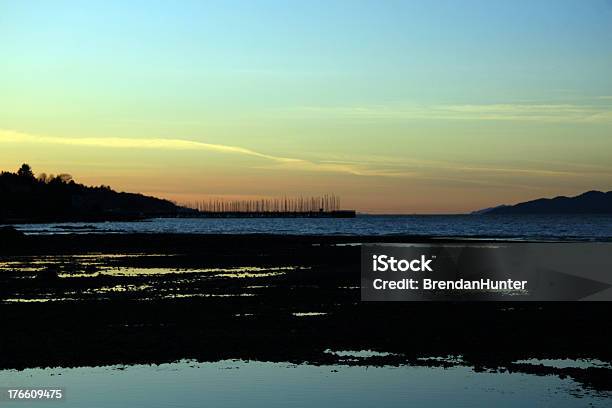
{"left": 182, "top": 194, "right": 356, "bottom": 218}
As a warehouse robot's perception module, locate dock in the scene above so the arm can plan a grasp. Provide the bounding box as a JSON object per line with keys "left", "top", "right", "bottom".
{"left": 182, "top": 194, "right": 356, "bottom": 218}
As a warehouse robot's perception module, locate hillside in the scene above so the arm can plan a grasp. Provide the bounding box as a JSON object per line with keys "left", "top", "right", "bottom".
{"left": 0, "top": 164, "right": 188, "bottom": 222}
{"left": 475, "top": 191, "right": 612, "bottom": 215}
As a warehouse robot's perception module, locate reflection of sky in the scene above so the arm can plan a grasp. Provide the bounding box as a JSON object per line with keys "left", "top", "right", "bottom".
{"left": 9, "top": 215, "right": 612, "bottom": 240}
{"left": 0, "top": 360, "right": 610, "bottom": 407}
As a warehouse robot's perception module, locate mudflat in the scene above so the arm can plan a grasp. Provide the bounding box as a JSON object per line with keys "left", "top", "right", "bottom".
{"left": 1, "top": 233, "right": 611, "bottom": 393}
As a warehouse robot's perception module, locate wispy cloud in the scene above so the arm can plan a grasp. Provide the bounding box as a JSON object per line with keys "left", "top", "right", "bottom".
{"left": 256, "top": 159, "right": 417, "bottom": 178}
{"left": 281, "top": 102, "right": 612, "bottom": 123}
{"left": 0, "top": 129, "right": 403, "bottom": 178}
{"left": 313, "top": 153, "right": 609, "bottom": 178}
{"left": 2, "top": 128, "right": 609, "bottom": 189}
{"left": 0, "top": 129, "right": 299, "bottom": 163}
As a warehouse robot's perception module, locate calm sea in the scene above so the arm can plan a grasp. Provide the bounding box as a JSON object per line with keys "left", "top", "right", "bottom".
{"left": 8, "top": 214, "right": 612, "bottom": 240}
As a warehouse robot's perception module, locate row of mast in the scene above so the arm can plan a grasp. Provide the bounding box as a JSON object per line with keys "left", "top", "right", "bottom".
{"left": 185, "top": 194, "right": 341, "bottom": 213}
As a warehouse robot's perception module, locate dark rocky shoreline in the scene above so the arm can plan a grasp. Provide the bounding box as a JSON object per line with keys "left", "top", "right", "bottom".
{"left": 1, "top": 232, "right": 611, "bottom": 394}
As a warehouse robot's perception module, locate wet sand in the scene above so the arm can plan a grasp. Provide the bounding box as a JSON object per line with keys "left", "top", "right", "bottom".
{"left": 1, "top": 232, "right": 611, "bottom": 394}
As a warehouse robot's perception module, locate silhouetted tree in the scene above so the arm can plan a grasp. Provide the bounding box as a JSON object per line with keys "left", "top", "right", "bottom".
{"left": 17, "top": 163, "right": 34, "bottom": 179}
{"left": 0, "top": 165, "right": 179, "bottom": 222}
{"left": 56, "top": 173, "right": 73, "bottom": 183}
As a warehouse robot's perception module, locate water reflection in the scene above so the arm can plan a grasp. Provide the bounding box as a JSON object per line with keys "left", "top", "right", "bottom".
{"left": 0, "top": 255, "right": 300, "bottom": 303}
{"left": 0, "top": 359, "right": 610, "bottom": 408}
{"left": 8, "top": 214, "right": 612, "bottom": 240}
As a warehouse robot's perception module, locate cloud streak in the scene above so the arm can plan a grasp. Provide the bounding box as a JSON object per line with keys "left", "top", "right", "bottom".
{"left": 0, "top": 129, "right": 299, "bottom": 163}
{"left": 2, "top": 129, "right": 608, "bottom": 190}
{"left": 0, "top": 129, "right": 400, "bottom": 177}
{"left": 282, "top": 102, "right": 612, "bottom": 123}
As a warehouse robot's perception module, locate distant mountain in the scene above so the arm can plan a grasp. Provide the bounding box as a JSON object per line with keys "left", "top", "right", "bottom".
{"left": 0, "top": 164, "right": 193, "bottom": 223}
{"left": 474, "top": 191, "right": 612, "bottom": 215}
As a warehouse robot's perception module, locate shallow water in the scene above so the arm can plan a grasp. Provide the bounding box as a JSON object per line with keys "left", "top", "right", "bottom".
{"left": 0, "top": 254, "right": 300, "bottom": 303}
{"left": 7, "top": 214, "right": 612, "bottom": 240}
{"left": 1, "top": 360, "right": 610, "bottom": 408}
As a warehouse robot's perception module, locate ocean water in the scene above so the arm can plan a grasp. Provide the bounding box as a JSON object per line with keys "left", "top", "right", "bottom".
{"left": 7, "top": 214, "right": 612, "bottom": 240}
{"left": 1, "top": 360, "right": 610, "bottom": 408}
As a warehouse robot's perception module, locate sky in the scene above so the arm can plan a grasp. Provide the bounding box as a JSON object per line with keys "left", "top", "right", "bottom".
{"left": 1, "top": 0, "right": 612, "bottom": 213}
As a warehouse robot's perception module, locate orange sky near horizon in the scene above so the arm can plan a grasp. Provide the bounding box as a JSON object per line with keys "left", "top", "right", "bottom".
{"left": 1, "top": 1, "right": 612, "bottom": 213}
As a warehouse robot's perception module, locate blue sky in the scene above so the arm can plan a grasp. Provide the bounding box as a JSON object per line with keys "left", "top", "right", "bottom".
{"left": 1, "top": 0, "right": 611, "bottom": 212}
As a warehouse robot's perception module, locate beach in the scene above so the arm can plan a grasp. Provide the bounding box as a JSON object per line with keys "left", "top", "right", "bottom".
{"left": 1, "top": 231, "right": 611, "bottom": 397}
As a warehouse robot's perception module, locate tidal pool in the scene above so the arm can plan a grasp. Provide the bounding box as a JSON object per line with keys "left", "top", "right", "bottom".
{"left": 0, "top": 360, "right": 610, "bottom": 408}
